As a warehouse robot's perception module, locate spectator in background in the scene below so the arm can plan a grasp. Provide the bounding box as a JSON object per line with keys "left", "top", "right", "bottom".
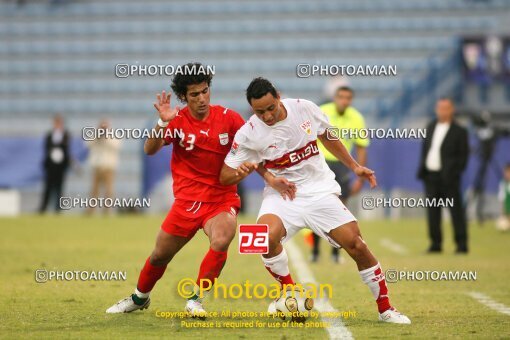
{"left": 312, "top": 86, "right": 370, "bottom": 263}
{"left": 39, "top": 114, "right": 70, "bottom": 213}
{"left": 321, "top": 75, "right": 349, "bottom": 105}
{"left": 496, "top": 164, "right": 510, "bottom": 231}
{"left": 87, "top": 119, "right": 121, "bottom": 215}
{"left": 417, "top": 98, "right": 469, "bottom": 254}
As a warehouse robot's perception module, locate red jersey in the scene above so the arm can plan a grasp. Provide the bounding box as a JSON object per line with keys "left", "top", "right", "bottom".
{"left": 163, "top": 105, "right": 245, "bottom": 202}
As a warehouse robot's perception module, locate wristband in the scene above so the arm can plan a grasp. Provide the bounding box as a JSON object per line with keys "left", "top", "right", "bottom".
{"left": 157, "top": 118, "right": 169, "bottom": 128}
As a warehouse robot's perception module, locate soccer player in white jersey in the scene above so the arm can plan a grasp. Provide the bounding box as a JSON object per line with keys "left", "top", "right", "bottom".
{"left": 219, "top": 77, "right": 410, "bottom": 324}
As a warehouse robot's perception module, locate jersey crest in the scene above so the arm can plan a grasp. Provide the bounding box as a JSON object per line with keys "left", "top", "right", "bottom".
{"left": 219, "top": 133, "right": 229, "bottom": 145}
{"left": 300, "top": 120, "right": 312, "bottom": 135}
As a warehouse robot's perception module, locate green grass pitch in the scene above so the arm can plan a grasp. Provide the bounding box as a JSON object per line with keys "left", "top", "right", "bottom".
{"left": 1, "top": 215, "right": 509, "bottom": 339}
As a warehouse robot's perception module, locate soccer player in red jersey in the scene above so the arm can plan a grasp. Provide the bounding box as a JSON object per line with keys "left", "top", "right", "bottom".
{"left": 106, "top": 63, "right": 293, "bottom": 317}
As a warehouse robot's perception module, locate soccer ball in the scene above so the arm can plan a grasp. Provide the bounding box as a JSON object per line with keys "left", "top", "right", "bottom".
{"left": 496, "top": 216, "right": 510, "bottom": 231}
{"left": 274, "top": 286, "right": 314, "bottom": 322}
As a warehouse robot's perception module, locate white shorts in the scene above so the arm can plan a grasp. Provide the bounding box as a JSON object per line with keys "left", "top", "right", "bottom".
{"left": 257, "top": 193, "right": 357, "bottom": 248}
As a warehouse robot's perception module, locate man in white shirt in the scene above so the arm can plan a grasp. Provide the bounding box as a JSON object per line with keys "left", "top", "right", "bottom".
{"left": 220, "top": 77, "right": 411, "bottom": 324}
{"left": 87, "top": 119, "right": 121, "bottom": 215}
{"left": 417, "top": 98, "right": 469, "bottom": 253}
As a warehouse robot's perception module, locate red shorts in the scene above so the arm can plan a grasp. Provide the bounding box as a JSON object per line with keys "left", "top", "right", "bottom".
{"left": 161, "top": 195, "right": 241, "bottom": 238}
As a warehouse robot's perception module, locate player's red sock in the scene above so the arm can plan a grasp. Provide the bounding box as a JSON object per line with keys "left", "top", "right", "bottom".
{"left": 262, "top": 249, "right": 295, "bottom": 287}
{"left": 359, "top": 262, "right": 392, "bottom": 313}
{"left": 136, "top": 256, "right": 168, "bottom": 294}
{"left": 195, "top": 248, "right": 228, "bottom": 292}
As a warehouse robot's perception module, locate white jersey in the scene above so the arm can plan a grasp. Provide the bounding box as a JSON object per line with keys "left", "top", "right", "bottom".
{"left": 224, "top": 98, "right": 341, "bottom": 198}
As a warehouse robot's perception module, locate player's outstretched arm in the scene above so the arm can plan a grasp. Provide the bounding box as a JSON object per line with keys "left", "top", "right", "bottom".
{"left": 220, "top": 162, "right": 297, "bottom": 200}
{"left": 318, "top": 134, "right": 377, "bottom": 188}
{"left": 219, "top": 162, "right": 258, "bottom": 185}
{"left": 144, "top": 90, "right": 180, "bottom": 155}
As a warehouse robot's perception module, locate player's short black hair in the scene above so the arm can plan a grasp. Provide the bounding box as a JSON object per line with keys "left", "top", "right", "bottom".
{"left": 170, "top": 62, "right": 213, "bottom": 102}
{"left": 246, "top": 77, "right": 278, "bottom": 104}
{"left": 336, "top": 86, "right": 354, "bottom": 95}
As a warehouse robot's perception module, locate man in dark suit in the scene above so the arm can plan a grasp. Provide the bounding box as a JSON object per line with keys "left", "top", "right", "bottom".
{"left": 417, "top": 98, "right": 469, "bottom": 254}
{"left": 39, "top": 114, "right": 71, "bottom": 213}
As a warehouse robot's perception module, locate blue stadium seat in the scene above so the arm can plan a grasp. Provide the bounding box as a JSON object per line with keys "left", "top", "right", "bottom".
{"left": 0, "top": 0, "right": 506, "bottom": 118}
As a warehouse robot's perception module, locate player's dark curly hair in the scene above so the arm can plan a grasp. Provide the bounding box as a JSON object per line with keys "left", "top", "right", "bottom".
{"left": 170, "top": 62, "right": 213, "bottom": 102}
{"left": 246, "top": 77, "right": 278, "bottom": 104}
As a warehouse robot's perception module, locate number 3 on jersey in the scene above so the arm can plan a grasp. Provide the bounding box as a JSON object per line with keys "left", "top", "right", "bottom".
{"left": 179, "top": 133, "right": 195, "bottom": 151}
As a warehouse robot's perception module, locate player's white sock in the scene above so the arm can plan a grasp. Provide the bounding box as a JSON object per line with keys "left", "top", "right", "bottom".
{"left": 262, "top": 249, "right": 295, "bottom": 286}
{"left": 134, "top": 287, "right": 150, "bottom": 299}
{"left": 359, "top": 262, "right": 391, "bottom": 313}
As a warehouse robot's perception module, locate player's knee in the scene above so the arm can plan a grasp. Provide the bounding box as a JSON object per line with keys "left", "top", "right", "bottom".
{"left": 345, "top": 235, "right": 368, "bottom": 256}
{"left": 210, "top": 232, "right": 235, "bottom": 251}
{"left": 150, "top": 249, "right": 173, "bottom": 266}
{"left": 268, "top": 224, "right": 285, "bottom": 242}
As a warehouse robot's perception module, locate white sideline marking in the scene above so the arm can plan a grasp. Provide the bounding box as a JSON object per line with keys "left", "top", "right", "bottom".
{"left": 379, "top": 238, "right": 408, "bottom": 255}
{"left": 285, "top": 239, "right": 354, "bottom": 339}
{"left": 467, "top": 292, "right": 510, "bottom": 316}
